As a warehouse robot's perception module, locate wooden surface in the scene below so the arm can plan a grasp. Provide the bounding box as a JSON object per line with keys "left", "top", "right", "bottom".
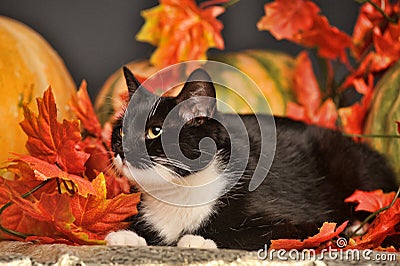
{"left": 0, "top": 241, "right": 398, "bottom": 265}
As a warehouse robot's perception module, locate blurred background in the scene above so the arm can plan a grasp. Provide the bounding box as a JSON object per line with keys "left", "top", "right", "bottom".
{"left": 0, "top": 0, "right": 359, "bottom": 99}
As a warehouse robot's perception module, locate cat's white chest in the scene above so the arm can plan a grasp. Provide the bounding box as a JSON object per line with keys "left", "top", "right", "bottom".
{"left": 141, "top": 195, "right": 215, "bottom": 244}
{"left": 118, "top": 157, "right": 228, "bottom": 244}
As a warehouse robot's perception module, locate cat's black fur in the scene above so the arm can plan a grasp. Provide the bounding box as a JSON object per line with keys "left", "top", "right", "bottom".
{"left": 111, "top": 67, "right": 398, "bottom": 250}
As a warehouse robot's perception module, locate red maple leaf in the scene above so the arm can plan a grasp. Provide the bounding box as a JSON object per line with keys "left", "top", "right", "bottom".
{"left": 69, "top": 173, "right": 140, "bottom": 240}
{"left": 297, "top": 16, "right": 352, "bottom": 63}
{"left": 258, "top": 0, "right": 352, "bottom": 62}
{"left": 373, "top": 21, "right": 400, "bottom": 62}
{"left": 257, "top": 0, "right": 320, "bottom": 40}
{"left": 344, "top": 189, "right": 400, "bottom": 249}
{"left": 345, "top": 189, "right": 396, "bottom": 213}
{"left": 69, "top": 83, "right": 131, "bottom": 196}
{"left": 352, "top": 0, "right": 394, "bottom": 59}
{"left": 0, "top": 173, "right": 139, "bottom": 245}
{"left": 70, "top": 81, "right": 102, "bottom": 138}
{"left": 11, "top": 154, "right": 96, "bottom": 197}
{"left": 366, "top": 21, "right": 400, "bottom": 72}
{"left": 7, "top": 188, "right": 104, "bottom": 245}
{"left": 0, "top": 179, "right": 73, "bottom": 241}
{"left": 338, "top": 74, "right": 374, "bottom": 135}
{"left": 347, "top": 199, "right": 400, "bottom": 249}
{"left": 286, "top": 52, "right": 338, "bottom": 129}
{"left": 270, "top": 222, "right": 348, "bottom": 250}
{"left": 0, "top": 178, "right": 58, "bottom": 240}
{"left": 354, "top": 21, "right": 400, "bottom": 76}
{"left": 0, "top": 84, "right": 139, "bottom": 245}
{"left": 19, "top": 88, "right": 90, "bottom": 174}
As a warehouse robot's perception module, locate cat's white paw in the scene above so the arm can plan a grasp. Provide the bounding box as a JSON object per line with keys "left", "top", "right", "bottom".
{"left": 177, "top": 234, "right": 217, "bottom": 249}
{"left": 105, "top": 230, "right": 147, "bottom": 246}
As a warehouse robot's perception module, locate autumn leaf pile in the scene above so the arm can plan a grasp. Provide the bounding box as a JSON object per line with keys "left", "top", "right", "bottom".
{"left": 271, "top": 189, "right": 400, "bottom": 251}
{"left": 0, "top": 84, "right": 139, "bottom": 245}
{"left": 257, "top": 0, "right": 400, "bottom": 134}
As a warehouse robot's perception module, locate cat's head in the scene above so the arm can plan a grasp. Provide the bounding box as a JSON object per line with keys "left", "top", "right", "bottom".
{"left": 112, "top": 67, "right": 228, "bottom": 186}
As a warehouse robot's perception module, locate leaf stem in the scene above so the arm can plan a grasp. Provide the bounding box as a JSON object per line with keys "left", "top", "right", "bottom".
{"left": 349, "top": 187, "right": 400, "bottom": 237}
{"left": 0, "top": 180, "right": 51, "bottom": 239}
{"left": 355, "top": 0, "right": 397, "bottom": 23}
{"left": 222, "top": 0, "right": 240, "bottom": 8}
{"left": 199, "top": 0, "right": 240, "bottom": 9}
{"left": 343, "top": 133, "right": 400, "bottom": 139}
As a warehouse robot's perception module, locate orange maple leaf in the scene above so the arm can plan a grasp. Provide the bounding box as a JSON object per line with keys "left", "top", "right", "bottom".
{"left": 257, "top": 0, "right": 320, "bottom": 40}
{"left": 352, "top": 0, "right": 394, "bottom": 59}
{"left": 0, "top": 83, "right": 139, "bottom": 245}
{"left": 369, "top": 21, "right": 400, "bottom": 72}
{"left": 136, "top": 0, "right": 225, "bottom": 68}
{"left": 70, "top": 81, "right": 103, "bottom": 138}
{"left": 338, "top": 73, "right": 374, "bottom": 135}
{"left": 70, "top": 82, "right": 113, "bottom": 178}
{"left": 345, "top": 189, "right": 396, "bottom": 213}
{"left": 353, "top": 21, "right": 400, "bottom": 76}
{"left": 346, "top": 191, "right": 400, "bottom": 249}
{"left": 19, "top": 88, "right": 90, "bottom": 174}
{"left": 270, "top": 222, "right": 348, "bottom": 250}
{"left": 0, "top": 178, "right": 58, "bottom": 240}
{"left": 7, "top": 188, "right": 105, "bottom": 245}
{"left": 69, "top": 173, "right": 140, "bottom": 240}
{"left": 258, "top": 0, "right": 352, "bottom": 62}
{"left": 11, "top": 154, "right": 96, "bottom": 197}
{"left": 286, "top": 52, "right": 338, "bottom": 129}
{"left": 69, "top": 82, "right": 131, "bottom": 196}
{"left": 0, "top": 173, "right": 139, "bottom": 245}
{"left": 297, "top": 16, "right": 352, "bottom": 63}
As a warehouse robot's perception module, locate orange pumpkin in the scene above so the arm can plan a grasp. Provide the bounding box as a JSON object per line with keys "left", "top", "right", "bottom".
{"left": 0, "top": 16, "right": 76, "bottom": 164}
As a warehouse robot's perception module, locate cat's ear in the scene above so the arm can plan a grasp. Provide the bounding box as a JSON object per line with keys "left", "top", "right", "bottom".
{"left": 176, "top": 69, "right": 216, "bottom": 124}
{"left": 123, "top": 66, "right": 141, "bottom": 98}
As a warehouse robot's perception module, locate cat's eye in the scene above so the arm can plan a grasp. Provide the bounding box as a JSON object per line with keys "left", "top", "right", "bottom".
{"left": 119, "top": 128, "right": 124, "bottom": 137}
{"left": 146, "top": 126, "right": 163, "bottom": 139}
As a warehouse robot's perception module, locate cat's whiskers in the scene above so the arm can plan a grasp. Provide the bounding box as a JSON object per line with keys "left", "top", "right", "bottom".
{"left": 176, "top": 143, "right": 218, "bottom": 158}
{"left": 150, "top": 156, "right": 192, "bottom": 173}
{"left": 103, "top": 160, "right": 120, "bottom": 176}
{"left": 152, "top": 162, "right": 191, "bottom": 186}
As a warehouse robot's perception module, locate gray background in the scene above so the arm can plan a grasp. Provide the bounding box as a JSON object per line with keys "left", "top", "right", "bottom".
{"left": 0, "top": 0, "right": 359, "bottom": 100}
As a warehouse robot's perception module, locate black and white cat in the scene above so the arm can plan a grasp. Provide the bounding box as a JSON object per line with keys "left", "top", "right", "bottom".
{"left": 105, "top": 67, "right": 397, "bottom": 250}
